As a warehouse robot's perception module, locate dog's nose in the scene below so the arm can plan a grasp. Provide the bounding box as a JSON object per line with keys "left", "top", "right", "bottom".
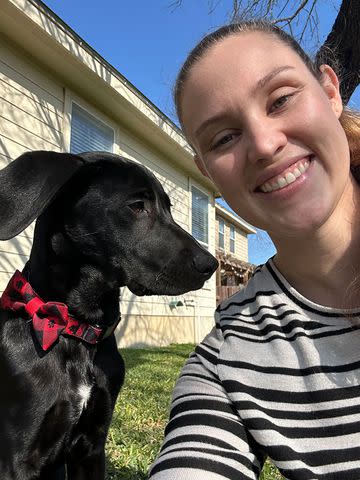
{"left": 192, "top": 253, "right": 219, "bottom": 277}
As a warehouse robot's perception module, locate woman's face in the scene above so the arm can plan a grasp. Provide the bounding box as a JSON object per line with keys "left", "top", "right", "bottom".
{"left": 181, "top": 32, "right": 350, "bottom": 239}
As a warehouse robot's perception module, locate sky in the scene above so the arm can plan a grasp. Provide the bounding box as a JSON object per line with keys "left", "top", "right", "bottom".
{"left": 42, "top": 0, "right": 359, "bottom": 265}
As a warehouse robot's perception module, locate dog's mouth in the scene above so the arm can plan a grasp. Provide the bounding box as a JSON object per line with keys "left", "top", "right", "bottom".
{"left": 128, "top": 281, "right": 156, "bottom": 296}
{"left": 127, "top": 269, "right": 169, "bottom": 296}
{"left": 127, "top": 275, "right": 208, "bottom": 297}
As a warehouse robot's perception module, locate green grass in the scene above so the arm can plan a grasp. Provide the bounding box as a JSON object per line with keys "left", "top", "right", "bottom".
{"left": 105, "top": 344, "right": 283, "bottom": 480}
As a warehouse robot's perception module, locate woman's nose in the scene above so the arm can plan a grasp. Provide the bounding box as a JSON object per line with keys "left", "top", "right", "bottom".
{"left": 246, "top": 119, "right": 287, "bottom": 164}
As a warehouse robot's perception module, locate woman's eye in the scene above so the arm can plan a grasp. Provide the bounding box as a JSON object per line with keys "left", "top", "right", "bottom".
{"left": 270, "top": 94, "right": 292, "bottom": 113}
{"left": 211, "top": 133, "right": 236, "bottom": 151}
{"left": 129, "top": 201, "right": 145, "bottom": 214}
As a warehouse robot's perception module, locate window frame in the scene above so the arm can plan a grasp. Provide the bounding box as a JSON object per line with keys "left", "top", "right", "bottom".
{"left": 69, "top": 101, "right": 115, "bottom": 154}
{"left": 190, "top": 184, "right": 210, "bottom": 248}
{"left": 218, "top": 218, "right": 225, "bottom": 250}
{"left": 63, "top": 91, "right": 118, "bottom": 154}
{"left": 230, "top": 224, "right": 236, "bottom": 254}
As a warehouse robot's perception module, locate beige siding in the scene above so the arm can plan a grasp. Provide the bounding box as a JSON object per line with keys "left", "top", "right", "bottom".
{"left": 0, "top": 36, "right": 64, "bottom": 291}
{"left": 115, "top": 314, "right": 215, "bottom": 348}
{"left": 215, "top": 214, "right": 249, "bottom": 262}
{"left": 0, "top": 35, "right": 64, "bottom": 162}
{"left": 236, "top": 228, "right": 249, "bottom": 262}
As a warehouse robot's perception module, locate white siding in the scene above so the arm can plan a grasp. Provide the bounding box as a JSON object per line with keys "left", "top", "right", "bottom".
{"left": 0, "top": 36, "right": 64, "bottom": 291}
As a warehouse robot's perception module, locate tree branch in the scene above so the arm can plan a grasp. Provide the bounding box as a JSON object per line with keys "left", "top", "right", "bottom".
{"left": 275, "top": 0, "right": 309, "bottom": 25}
{"left": 299, "top": 0, "right": 316, "bottom": 43}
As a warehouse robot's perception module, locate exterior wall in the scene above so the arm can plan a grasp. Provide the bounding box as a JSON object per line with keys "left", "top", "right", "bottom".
{"left": 236, "top": 228, "right": 248, "bottom": 262}
{"left": 0, "top": 35, "right": 64, "bottom": 290}
{"left": 215, "top": 214, "right": 249, "bottom": 262}
{"left": 0, "top": 35, "right": 217, "bottom": 347}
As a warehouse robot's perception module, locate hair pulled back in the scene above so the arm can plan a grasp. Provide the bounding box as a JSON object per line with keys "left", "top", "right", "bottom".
{"left": 174, "top": 20, "right": 360, "bottom": 172}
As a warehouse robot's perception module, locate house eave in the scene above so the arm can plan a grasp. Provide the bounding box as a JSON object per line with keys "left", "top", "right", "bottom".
{"left": 0, "top": 0, "right": 220, "bottom": 195}
{"left": 215, "top": 204, "right": 257, "bottom": 234}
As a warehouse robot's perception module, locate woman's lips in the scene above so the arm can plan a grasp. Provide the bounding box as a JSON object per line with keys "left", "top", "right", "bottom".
{"left": 256, "top": 155, "right": 314, "bottom": 193}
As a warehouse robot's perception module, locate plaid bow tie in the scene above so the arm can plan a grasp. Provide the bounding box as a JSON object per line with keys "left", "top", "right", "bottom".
{"left": 0, "top": 270, "right": 107, "bottom": 351}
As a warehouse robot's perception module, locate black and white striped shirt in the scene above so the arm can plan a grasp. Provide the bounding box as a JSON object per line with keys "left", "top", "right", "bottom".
{"left": 149, "top": 259, "right": 360, "bottom": 480}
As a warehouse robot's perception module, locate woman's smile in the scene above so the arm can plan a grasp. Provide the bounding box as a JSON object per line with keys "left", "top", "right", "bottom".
{"left": 256, "top": 155, "right": 312, "bottom": 193}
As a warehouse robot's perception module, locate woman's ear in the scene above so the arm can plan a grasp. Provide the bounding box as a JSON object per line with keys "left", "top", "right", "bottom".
{"left": 319, "top": 64, "right": 343, "bottom": 118}
{"left": 194, "top": 155, "right": 210, "bottom": 178}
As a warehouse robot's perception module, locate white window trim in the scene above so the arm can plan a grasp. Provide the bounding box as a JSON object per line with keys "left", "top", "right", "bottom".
{"left": 188, "top": 181, "right": 215, "bottom": 292}
{"left": 230, "top": 224, "right": 236, "bottom": 254}
{"left": 219, "top": 218, "right": 225, "bottom": 250}
{"left": 63, "top": 90, "right": 118, "bottom": 153}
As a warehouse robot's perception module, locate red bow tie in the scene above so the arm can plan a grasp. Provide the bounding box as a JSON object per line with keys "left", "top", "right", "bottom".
{"left": 0, "top": 270, "right": 111, "bottom": 351}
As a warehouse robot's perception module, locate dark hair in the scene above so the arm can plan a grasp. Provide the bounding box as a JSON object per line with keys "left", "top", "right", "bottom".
{"left": 174, "top": 20, "right": 360, "bottom": 171}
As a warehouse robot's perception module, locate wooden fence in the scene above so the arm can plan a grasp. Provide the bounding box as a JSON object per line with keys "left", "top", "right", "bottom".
{"left": 216, "top": 285, "right": 241, "bottom": 304}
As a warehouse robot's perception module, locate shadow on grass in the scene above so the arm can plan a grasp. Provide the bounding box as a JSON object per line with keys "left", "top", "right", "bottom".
{"left": 106, "top": 461, "right": 147, "bottom": 480}
{"left": 120, "top": 344, "right": 194, "bottom": 372}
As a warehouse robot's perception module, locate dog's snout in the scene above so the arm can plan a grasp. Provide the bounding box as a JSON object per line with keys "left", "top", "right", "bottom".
{"left": 192, "top": 252, "right": 219, "bottom": 277}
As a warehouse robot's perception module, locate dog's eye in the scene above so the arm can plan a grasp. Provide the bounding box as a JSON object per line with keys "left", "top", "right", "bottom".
{"left": 128, "top": 201, "right": 146, "bottom": 214}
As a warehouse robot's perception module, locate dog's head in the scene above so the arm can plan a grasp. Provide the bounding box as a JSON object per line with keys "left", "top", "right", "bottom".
{"left": 0, "top": 151, "right": 218, "bottom": 296}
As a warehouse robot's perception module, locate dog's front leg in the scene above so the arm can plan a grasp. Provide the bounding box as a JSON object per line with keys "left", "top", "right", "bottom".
{"left": 38, "top": 464, "right": 66, "bottom": 480}
{"left": 66, "top": 451, "right": 105, "bottom": 480}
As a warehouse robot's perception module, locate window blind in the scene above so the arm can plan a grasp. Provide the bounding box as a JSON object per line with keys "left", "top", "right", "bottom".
{"left": 191, "top": 186, "right": 208, "bottom": 245}
{"left": 219, "top": 219, "right": 225, "bottom": 249}
{"left": 70, "top": 103, "right": 114, "bottom": 154}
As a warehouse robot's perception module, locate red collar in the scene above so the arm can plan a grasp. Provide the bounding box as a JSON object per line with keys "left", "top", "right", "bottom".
{"left": 0, "top": 270, "right": 119, "bottom": 351}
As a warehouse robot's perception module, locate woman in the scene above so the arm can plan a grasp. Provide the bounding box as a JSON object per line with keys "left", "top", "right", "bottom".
{"left": 149, "top": 20, "right": 360, "bottom": 479}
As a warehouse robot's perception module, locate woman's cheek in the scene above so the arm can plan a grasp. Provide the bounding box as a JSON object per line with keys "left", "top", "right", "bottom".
{"left": 209, "top": 159, "right": 238, "bottom": 187}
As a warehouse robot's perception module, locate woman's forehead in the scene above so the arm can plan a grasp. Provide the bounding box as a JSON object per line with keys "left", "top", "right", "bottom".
{"left": 181, "top": 32, "right": 307, "bottom": 110}
{"left": 188, "top": 32, "right": 303, "bottom": 83}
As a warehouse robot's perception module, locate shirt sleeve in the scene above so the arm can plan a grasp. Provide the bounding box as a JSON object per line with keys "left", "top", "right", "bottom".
{"left": 148, "top": 324, "right": 265, "bottom": 480}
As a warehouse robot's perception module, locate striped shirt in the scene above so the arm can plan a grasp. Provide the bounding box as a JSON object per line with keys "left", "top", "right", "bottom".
{"left": 149, "top": 259, "right": 360, "bottom": 480}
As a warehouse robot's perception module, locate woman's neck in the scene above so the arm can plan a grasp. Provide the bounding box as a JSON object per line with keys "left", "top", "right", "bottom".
{"left": 271, "top": 175, "right": 360, "bottom": 309}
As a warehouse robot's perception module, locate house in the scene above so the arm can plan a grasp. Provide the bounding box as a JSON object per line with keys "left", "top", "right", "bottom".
{"left": 0, "top": 0, "right": 256, "bottom": 346}
{"left": 215, "top": 203, "right": 256, "bottom": 304}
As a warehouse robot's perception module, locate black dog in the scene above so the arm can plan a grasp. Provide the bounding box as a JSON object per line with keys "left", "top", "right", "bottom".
{"left": 0, "top": 151, "right": 218, "bottom": 479}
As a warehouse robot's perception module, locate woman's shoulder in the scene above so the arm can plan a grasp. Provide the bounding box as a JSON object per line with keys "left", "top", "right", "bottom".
{"left": 193, "top": 258, "right": 296, "bottom": 367}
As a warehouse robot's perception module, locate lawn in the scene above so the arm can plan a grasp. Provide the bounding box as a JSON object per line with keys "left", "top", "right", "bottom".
{"left": 105, "top": 344, "right": 283, "bottom": 480}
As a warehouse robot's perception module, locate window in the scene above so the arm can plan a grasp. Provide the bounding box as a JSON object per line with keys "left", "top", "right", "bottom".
{"left": 70, "top": 103, "right": 114, "bottom": 154}
{"left": 219, "top": 218, "right": 225, "bottom": 250}
{"left": 191, "top": 186, "right": 208, "bottom": 246}
{"left": 230, "top": 225, "right": 236, "bottom": 254}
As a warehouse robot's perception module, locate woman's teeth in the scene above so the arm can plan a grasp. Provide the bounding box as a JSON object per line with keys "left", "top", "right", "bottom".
{"left": 259, "top": 158, "right": 310, "bottom": 193}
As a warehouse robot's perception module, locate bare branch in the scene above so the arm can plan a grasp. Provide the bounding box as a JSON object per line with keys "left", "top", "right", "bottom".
{"left": 167, "top": 0, "right": 183, "bottom": 13}
{"left": 233, "top": 0, "right": 240, "bottom": 19}
{"left": 275, "top": 0, "right": 310, "bottom": 25}
{"left": 276, "top": 0, "right": 291, "bottom": 19}
{"left": 264, "top": 0, "right": 275, "bottom": 18}
{"left": 299, "top": 0, "right": 316, "bottom": 43}
{"left": 208, "top": 0, "right": 222, "bottom": 15}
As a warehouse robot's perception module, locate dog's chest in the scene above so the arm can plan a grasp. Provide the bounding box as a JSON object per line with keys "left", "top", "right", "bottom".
{"left": 77, "top": 382, "right": 92, "bottom": 412}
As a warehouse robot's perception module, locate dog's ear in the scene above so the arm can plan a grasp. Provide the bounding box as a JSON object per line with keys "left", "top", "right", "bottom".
{"left": 0, "top": 151, "right": 84, "bottom": 240}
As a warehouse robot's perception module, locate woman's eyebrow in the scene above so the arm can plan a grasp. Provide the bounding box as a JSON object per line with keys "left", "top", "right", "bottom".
{"left": 252, "top": 65, "right": 295, "bottom": 95}
{"left": 194, "top": 112, "right": 229, "bottom": 139}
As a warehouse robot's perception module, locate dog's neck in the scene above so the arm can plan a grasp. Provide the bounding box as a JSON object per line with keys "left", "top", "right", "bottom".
{"left": 25, "top": 214, "right": 121, "bottom": 328}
